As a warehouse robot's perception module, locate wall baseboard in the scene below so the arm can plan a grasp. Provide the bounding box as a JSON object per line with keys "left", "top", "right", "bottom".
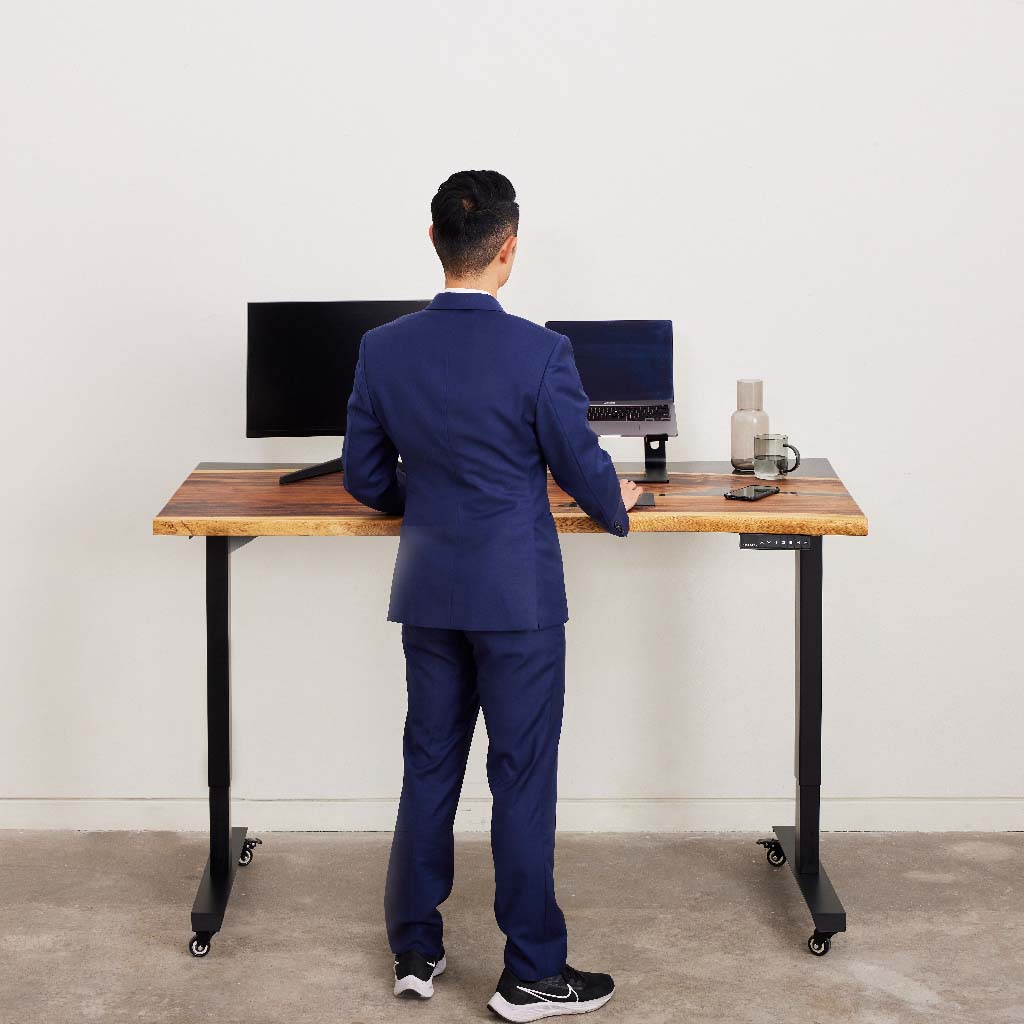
{"left": 1, "top": 797, "right": 1020, "bottom": 832}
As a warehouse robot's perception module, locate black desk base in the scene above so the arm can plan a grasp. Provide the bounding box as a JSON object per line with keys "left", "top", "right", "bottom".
{"left": 189, "top": 826, "right": 249, "bottom": 955}
{"left": 186, "top": 532, "right": 847, "bottom": 958}
{"left": 761, "top": 825, "right": 846, "bottom": 956}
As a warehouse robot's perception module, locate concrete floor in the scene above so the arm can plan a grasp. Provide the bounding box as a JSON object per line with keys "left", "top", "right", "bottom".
{"left": 1, "top": 831, "right": 1021, "bottom": 1024}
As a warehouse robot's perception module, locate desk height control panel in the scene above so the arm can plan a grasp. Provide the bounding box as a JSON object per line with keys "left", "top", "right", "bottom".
{"left": 740, "top": 534, "right": 812, "bottom": 551}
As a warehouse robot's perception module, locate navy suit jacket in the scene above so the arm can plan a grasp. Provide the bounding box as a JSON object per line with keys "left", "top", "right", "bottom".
{"left": 341, "top": 291, "right": 629, "bottom": 630}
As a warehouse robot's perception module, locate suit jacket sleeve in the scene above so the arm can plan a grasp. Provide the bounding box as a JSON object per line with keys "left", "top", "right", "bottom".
{"left": 341, "top": 338, "right": 406, "bottom": 515}
{"left": 535, "top": 335, "right": 630, "bottom": 537}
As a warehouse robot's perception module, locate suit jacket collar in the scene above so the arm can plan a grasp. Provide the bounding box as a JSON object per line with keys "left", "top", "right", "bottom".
{"left": 427, "top": 291, "right": 504, "bottom": 312}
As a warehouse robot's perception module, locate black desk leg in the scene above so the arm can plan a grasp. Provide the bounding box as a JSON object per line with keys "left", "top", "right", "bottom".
{"left": 755, "top": 536, "right": 847, "bottom": 957}
{"left": 188, "top": 536, "right": 261, "bottom": 958}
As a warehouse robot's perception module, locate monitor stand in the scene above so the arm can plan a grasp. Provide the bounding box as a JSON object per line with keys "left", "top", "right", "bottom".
{"left": 619, "top": 434, "right": 670, "bottom": 484}
{"left": 279, "top": 457, "right": 342, "bottom": 485}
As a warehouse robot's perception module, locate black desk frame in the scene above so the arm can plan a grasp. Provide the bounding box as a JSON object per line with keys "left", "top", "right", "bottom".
{"left": 188, "top": 536, "right": 259, "bottom": 958}
{"left": 750, "top": 534, "right": 846, "bottom": 957}
{"left": 187, "top": 533, "right": 845, "bottom": 958}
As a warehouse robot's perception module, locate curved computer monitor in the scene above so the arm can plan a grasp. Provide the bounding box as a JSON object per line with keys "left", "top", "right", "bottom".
{"left": 246, "top": 299, "right": 429, "bottom": 438}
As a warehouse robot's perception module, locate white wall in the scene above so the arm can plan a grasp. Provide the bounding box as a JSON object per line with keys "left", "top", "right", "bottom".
{"left": 2, "top": 1, "right": 1022, "bottom": 832}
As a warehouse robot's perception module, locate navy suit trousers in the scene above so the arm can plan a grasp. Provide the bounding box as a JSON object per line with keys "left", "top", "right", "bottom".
{"left": 385, "top": 623, "right": 568, "bottom": 981}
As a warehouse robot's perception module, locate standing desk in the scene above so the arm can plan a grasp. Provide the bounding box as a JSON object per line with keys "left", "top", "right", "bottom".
{"left": 153, "top": 458, "right": 868, "bottom": 959}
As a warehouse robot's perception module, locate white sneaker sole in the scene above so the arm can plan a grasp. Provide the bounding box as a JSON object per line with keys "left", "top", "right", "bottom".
{"left": 487, "top": 989, "right": 613, "bottom": 1022}
{"left": 394, "top": 955, "right": 447, "bottom": 998}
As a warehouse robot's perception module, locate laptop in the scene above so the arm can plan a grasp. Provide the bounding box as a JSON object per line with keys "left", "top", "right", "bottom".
{"left": 544, "top": 320, "right": 677, "bottom": 437}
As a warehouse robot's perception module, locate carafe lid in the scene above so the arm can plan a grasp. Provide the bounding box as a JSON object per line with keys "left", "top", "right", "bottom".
{"left": 737, "top": 379, "right": 763, "bottom": 410}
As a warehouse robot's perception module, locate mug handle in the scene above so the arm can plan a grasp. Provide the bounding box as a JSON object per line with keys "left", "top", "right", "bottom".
{"left": 781, "top": 443, "right": 801, "bottom": 474}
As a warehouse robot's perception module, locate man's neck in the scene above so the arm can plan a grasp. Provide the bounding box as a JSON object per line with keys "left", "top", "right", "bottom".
{"left": 443, "top": 275, "right": 499, "bottom": 298}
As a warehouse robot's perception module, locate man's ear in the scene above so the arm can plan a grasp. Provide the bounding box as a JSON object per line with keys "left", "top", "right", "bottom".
{"left": 499, "top": 234, "right": 517, "bottom": 263}
{"left": 428, "top": 224, "right": 435, "bottom": 243}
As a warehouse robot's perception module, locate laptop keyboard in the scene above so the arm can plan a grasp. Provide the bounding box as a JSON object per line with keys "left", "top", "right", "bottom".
{"left": 587, "top": 404, "right": 671, "bottom": 422}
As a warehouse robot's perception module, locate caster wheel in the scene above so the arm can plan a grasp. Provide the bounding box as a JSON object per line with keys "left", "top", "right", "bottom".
{"left": 807, "top": 932, "right": 832, "bottom": 957}
{"left": 239, "top": 836, "right": 262, "bottom": 867}
{"left": 756, "top": 838, "right": 786, "bottom": 867}
{"left": 189, "top": 932, "right": 213, "bottom": 957}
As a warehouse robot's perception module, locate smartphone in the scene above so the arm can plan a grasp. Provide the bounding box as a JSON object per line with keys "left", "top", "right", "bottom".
{"left": 724, "top": 484, "right": 780, "bottom": 501}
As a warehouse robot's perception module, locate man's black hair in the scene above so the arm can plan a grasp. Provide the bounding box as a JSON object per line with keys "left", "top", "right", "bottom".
{"left": 430, "top": 170, "right": 519, "bottom": 277}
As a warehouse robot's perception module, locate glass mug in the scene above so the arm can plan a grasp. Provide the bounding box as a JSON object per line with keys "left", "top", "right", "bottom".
{"left": 753, "top": 434, "right": 801, "bottom": 480}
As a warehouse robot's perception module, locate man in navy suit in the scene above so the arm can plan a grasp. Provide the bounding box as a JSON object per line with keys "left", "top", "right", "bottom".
{"left": 342, "top": 170, "right": 642, "bottom": 1021}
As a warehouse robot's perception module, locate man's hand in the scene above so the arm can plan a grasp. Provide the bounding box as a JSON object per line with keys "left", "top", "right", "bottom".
{"left": 620, "top": 479, "right": 644, "bottom": 511}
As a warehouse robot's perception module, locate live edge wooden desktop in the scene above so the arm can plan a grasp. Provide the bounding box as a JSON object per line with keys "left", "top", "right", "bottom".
{"left": 153, "top": 458, "right": 868, "bottom": 959}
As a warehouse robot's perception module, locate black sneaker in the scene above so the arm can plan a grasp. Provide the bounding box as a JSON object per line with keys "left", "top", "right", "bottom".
{"left": 393, "top": 949, "right": 447, "bottom": 998}
{"left": 487, "top": 963, "right": 615, "bottom": 1021}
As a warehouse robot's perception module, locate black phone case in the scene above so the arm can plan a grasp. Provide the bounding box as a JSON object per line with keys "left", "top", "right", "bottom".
{"left": 724, "top": 486, "right": 779, "bottom": 501}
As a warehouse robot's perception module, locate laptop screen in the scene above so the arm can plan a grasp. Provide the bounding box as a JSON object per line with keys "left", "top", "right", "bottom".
{"left": 545, "top": 320, "right": 674, "bottom": 403}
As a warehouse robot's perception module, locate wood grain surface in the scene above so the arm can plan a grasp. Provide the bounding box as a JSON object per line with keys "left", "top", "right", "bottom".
{"left": 154, "top": 459, "right": 867, "bottom": 538}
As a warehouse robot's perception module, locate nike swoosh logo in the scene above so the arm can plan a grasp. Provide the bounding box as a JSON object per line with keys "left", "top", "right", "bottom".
{"left": 516, "top": 984, "right": 578, "bottom": 1002}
